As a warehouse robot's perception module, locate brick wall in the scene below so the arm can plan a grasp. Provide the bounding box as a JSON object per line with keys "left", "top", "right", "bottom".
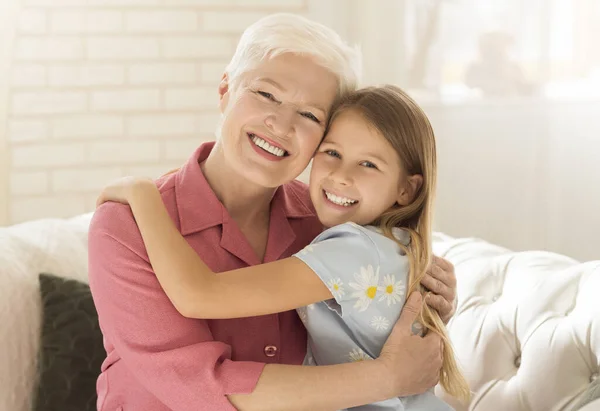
{"left": 3, "top": 0, "right": 309, "bottom": 224}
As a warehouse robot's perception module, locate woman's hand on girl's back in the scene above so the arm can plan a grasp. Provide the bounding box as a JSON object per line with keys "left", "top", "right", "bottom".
{"left": 96, "top": 176, "right": 155, "bottom": 208}
{"left": 377, "top": 292, "right": 443, "bottom": 397}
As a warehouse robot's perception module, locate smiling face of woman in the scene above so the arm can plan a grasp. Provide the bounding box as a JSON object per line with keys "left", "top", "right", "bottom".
{"left": 216, "top": 53, "right": 339, "bottom": 189}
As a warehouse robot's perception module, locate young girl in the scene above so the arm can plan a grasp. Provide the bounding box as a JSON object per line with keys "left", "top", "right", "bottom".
{"left": 97, "top": 85, "right": 470, "bottom": 410}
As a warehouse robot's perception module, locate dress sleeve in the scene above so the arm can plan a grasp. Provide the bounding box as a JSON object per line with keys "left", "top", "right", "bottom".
{"left": 294, "top": 223, "right": 382, "bottom": 316}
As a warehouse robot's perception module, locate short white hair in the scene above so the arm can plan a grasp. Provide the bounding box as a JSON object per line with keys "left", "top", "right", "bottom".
{"left": 226, "top": 13, "right": 361, "bottom": 99}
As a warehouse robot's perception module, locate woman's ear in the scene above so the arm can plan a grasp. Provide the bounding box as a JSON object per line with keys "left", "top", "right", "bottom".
{"left": 397, "top": 174, "right": 423, "bottom": 206}
{"left": 218, "top": 73, "right": 230, "bottom": 114}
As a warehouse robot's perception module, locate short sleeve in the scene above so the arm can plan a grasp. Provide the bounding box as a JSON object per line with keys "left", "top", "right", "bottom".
{"left": 293, "top": 223, "right": 381, "bottom": 316}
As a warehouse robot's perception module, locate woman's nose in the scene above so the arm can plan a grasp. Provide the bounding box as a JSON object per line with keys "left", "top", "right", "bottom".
{"left": 264, "top": 104, "right": 295, "bottom": 137}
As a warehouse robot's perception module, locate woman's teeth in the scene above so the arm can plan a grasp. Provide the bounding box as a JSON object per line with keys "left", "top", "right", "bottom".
{"left": 250, "top": 134, "right": 287, "bottom": 157}
{"left": 325, "top": 191, "right": 357, "bottom": 207}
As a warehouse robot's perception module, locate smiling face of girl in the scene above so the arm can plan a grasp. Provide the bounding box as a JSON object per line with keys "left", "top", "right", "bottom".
{"left": 309, "top": 109, "right": 415, "bottom": 228}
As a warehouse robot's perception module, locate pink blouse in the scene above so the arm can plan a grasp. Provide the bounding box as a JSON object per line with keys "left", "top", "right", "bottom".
{"left": 88, "top": 142, "right": 322, "bottom": 410}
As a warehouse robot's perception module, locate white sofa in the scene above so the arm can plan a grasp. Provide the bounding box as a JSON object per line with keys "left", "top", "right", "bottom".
{"left": 1, "top": 213, "right": 599, "bottom": 411}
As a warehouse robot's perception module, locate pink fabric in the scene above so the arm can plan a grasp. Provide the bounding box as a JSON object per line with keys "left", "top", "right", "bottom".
{"left": 88, "top": 142, "right": 322, "bottom": 410}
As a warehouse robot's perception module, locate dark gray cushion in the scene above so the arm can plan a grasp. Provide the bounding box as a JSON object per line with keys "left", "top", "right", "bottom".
{"left": 35, "top": 274, "right": 104, "bottom": 411}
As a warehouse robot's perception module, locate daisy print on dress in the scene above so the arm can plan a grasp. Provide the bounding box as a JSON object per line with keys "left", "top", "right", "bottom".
{"left": 327, "top": 278, "right": 345, "bottom": 299}
{"left": 297, "top": 306, "right": 308, "bottom": 324}
{"left": 370, "top": 316, "right": 390, "bottom": 332}
{"left": 378, "top": 274, "right": 406, "bottom": 306}
{"left": 298, "top": 244, "right": 316, "bottom": 256}
{"left": 349, "top": 265, "right": 380, "bottom": 312}
{"left": 348, "top": 348, "right": 372, "bottom": 362}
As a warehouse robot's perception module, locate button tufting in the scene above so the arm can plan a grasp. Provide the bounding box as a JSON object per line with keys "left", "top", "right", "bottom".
{"left": 492, "top": 294, "right": 500, "bottom": 302}
{"left": 514, "top": 356, "right": 521, "bottom": 367}
{"left": 591, "top": 372, "right": 599, "bottom": 383}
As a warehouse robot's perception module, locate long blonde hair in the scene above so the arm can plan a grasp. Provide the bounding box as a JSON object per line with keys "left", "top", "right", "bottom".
{"left": 329, "top": 85, "right": 470, "bottom": 402}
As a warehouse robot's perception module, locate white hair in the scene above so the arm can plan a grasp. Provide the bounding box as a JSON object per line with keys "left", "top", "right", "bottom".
{"left": 225, "top": 13, "right": 362, "bottom": 99}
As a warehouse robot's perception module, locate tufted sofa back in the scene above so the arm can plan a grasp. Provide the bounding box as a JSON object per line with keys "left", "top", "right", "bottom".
{"left": 433, "top": 233, "right": 600, "bottom": 410}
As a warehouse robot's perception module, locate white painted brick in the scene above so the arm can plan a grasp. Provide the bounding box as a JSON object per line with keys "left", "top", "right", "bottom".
{"left": 84, "top": 195, "right": 100, "bottom": 212}
{"left": 25, "top": 0, "right": 86, "bottom": 6}
{"left": 11, "top": 91, "right": 87, "bottom": 114}
{"left": 88, "top": 0, "right": 160, "bottom": 5}
{"left": 126, "top": 11, "right": 198, "bottom": 33}
{"left": 16, "top": 38, "right": 84, "bottom": 61}
{"left": 162, "top": 36, "right": 233, "bottom": 59}
{"left": 10, "top": 171, "right": 50, "bottom": 195}
{"left": 199, "top": 61, "right": 226, "bottom": 83}
{"left": 11, "top": 143, "right": 86, "bottom": 167}
{"left": 232, "top": 0, "right": 305, "bottom": 7}
{"left": 52, "top": 115, "right": 124, "bottom": 139}
{"left": 202, "top": 11, "right": 269, "bottom": 33}
{"left": 10, "top": 196, "right": 87, "bottom": 224}
{"left": 129, "top": 114, "right": 200, "bottom": 136}
{"left": 170, "top": 0, "right": 304, "bottom": 6}
{"left": 166, "top": 0, "right": 229, "bottom": 5}
{"left": 51, "top": 11, "right": 123, "bottom": 33}
{"left": 52, "top": 167, "right": 123, "bottom": 192}
{"left": 18, "top": 10, "right": 47, "bottom": 34}
{"left": 197, "top": 112, "right": 221, "bottom": 134}
{"left": 124, "top": 163, "right": 183, "bottom": 179}
{"left": 8, "top": 120, "right": 48, "bottom": 142}
{"left": 91, "top": 89, "right": 160, "bottom": 112}
{"left": 87, "top": 37, "right": 159, "bottom": 60}
{"left": 25, "top": 0, "right": 158, "bottom": 5}
{"left": 164, "top": 137, "right": 205, "bottom": 160}
{"left": 11, "top": 64, "right": 46, "bottom": 86}
{"left": 88, "top": 140, "right": 161, "bottom": 164}
{"left": 49, "top": 65, "right": 125, "bottom": 87}
{"left": 128, "top": 63, "right": 196, "bottom": 85}
{"left": 165, "top": 87, "right": 215, "bottom": 109}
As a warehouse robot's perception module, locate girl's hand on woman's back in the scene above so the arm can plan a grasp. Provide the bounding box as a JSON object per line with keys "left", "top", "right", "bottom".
{"left": 96, "top": 176, "right": 156, "bottom": 208}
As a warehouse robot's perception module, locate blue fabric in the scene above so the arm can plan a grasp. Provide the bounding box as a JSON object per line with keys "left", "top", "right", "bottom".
{"left": 294, "top": 222, "right": 452, "bottom": 411}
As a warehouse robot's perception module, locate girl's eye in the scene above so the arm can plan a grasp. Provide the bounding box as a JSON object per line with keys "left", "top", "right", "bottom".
{"left": 301, "top": 111, "right": 321, "bottom": 124}
{"left": 325, "top": 149, "right": 341, "bottom": 159}
{"left": 257, "top": 91, "right": 277, "bottom": 102}
{"left": 360, "top": 161, "right": 378, "bottom": 169}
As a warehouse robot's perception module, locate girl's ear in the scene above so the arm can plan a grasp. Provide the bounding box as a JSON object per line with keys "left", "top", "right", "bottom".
{"left": 397, "top": 174, "right": 423, "bottom": 206}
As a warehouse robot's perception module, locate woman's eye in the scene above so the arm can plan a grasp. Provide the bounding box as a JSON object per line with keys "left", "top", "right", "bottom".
{"left": 360, "top": 161, "right": 378, "bottom": 169}
{"left": 325, "top": 149, "right": 341, "bottom": 159}
{"left": 301, "top": 112, "right": 321, "bottom": 124}
{"left": 257, "top": 91, "right": 277, "bottom": 102}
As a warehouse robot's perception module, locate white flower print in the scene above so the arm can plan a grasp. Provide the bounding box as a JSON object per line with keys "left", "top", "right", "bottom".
{"left": 348, "top": 348, "right": 372, "bottom": 362}
{"left": 298, "top": 244, "right": 315, "bottom": 256}
{"left": 349, "top": 265, "right": 380, "bottom": 312}
{"left": 370, "top": 316, "right": 391, "bottom": 332}
{"left": 378, "top": 274, "right": 405, "bottom": 306}
{"left": 307, "top": 303, "right": 316, "bottom": 310}
{"left": 297, "top": 306, "right": 308, "bottom": 323}
{"left": 326, "top": 278, "right": 345, "bottom": 300}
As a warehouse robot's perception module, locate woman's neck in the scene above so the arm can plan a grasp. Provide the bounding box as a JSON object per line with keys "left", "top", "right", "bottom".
{"left": 201, "top": 144, "right": 276, "bottom": 225}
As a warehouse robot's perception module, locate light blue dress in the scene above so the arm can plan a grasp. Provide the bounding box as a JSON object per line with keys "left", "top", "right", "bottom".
{"left": 294, "top": 222, "right": 453, "bottom": 411}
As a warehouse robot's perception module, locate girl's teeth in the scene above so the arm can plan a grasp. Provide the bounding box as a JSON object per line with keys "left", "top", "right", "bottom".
{"left": 250, "top": 134, "right": 286, "bottom": 157}
{"left": 325, "top": 191, "right": 357, "bottom": 206}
